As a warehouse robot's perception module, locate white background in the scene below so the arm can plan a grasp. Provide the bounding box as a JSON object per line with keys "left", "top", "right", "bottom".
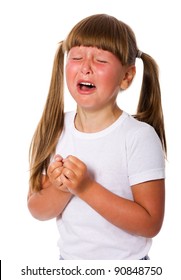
{"left": 0, "top": 0, "right": 180, "bottom": 278}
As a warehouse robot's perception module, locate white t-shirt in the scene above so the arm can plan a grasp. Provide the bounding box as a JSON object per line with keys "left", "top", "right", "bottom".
{"left": 55, "top": 111, "right": 165, "bottom": 259}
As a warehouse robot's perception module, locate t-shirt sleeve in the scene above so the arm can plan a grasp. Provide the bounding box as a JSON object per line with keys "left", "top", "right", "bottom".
{"left": 127, "top": 124, "right": 165, "bottom": 186}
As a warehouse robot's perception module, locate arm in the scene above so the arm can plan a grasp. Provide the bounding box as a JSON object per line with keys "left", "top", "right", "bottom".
{"left": 61, "top": 155, "right": 165, "bottom": 238}
{"left": 78, "top": 179, "right": 165, "bottom": 238}
{"left": 27, "top": 176, "right": 73, "bottom": 221}
{"left": 27, "top": 155, "right": 73, "bottom": 221}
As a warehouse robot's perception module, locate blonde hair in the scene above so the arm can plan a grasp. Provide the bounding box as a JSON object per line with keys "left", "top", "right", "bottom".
{"left": 29, "top": 14, "right": 166, "bottom": 192}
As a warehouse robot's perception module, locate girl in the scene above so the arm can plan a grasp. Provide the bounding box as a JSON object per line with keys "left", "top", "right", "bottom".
{"left": 28, "top": 14, "right": 166, "bottom": 260}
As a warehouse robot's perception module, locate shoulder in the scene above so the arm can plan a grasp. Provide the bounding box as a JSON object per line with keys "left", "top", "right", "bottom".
{"left": 123, "top": 112, "right": 153, "bottom": 133}
{"left": 122, "top": 113, "right": 159, "bottom": 143}
{"left": 122, "top": 112, "right": 164, "bottom": 159}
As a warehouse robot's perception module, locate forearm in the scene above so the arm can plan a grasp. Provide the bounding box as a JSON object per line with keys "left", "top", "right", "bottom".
{"left": 27, "top": 186, "right": 73, "bottom": 221}
{"left": 77, "top": 181, "right": 164, "bottom": 238}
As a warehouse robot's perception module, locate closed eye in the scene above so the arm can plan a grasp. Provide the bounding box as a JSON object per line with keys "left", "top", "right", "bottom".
{"left": 72, "top": 57, "right": 82, "bottom": 61}
{"left": 97, "top": 59, "right": 108, "bottom": 63}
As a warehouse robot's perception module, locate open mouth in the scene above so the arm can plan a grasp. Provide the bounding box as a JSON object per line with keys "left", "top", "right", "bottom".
{"left": 78, "top": 82, "right": 96, "bottom": 90}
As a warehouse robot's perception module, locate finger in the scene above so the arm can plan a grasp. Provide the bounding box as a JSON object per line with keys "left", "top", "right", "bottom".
{"left": 54, "top": 154, "right": 63, "bottom": 162}
{"left": 47, "top": 161, "right": 63, "bottom": 174}
{"left": 64, "top": 156, "right": 87, "bottom": 179}
{"left": 48, "top": 154, "right": 63, "bottom": 174}
{"left": 63, "top": 155, "right": 83, "bottom": 168}
{"left": 58, "top": 184, "right": 70, "bottom": 193}
{"left": 63, "top": 160, "right": 77, "bottom": 173}
{"left": 53, "top": 167, "right": 64, "bottom": 180}
{"left": 60, "top": 173, "right": 71, "bottom": 187}
{"left": 63, "top": 156, "right": 86, "bottom": 175}
{"left": 62, "top": 167, "right": 75, "bottom": 181}
{"left": 60, "top": 175, "right": 75, "bottom": 193}
{"left": 55, "top": 176, "right": 63, "bottom": 186}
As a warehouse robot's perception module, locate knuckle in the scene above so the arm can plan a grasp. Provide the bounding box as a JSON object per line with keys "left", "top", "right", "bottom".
{"left": 81, "top": 164, "right": 87, "bottom": 173}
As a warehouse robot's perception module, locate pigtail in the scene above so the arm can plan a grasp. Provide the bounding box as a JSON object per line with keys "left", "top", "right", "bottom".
{"left": 134, "top": 52, "right": 167, "bottom": 155}
{"left": 29, "top": 41, "right": 65, "bottom": 192}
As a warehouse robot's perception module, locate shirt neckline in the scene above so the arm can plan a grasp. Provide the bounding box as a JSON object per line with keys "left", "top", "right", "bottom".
{"left": 71, "top": 111, "right": 128, "bottom": 139}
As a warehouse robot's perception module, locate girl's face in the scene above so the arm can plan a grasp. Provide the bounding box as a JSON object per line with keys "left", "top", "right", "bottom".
{"left": 66, "top": 46, "right": 128, "bottom": 111}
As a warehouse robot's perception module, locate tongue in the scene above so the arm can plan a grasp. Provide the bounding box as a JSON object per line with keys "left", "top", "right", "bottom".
{"left": 80, "top": 85, "right": 94, "bottom": 91}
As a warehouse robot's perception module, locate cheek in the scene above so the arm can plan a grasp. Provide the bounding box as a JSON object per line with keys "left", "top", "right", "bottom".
{"left": 65, "top": 61, "right": 77, "bottom": 77}
{"left": 65, "top": 63, "right": 72, "bottom": 78}
{"left": 65, "top": 64, "right": 75, "bottom": 90}
{"left": 103, "top": 71, "right": 122, "bottom": 89}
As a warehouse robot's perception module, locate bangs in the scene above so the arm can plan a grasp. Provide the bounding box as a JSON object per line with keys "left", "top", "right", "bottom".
{"left": 63, "top": 14, "right": 136, "bottom": 65}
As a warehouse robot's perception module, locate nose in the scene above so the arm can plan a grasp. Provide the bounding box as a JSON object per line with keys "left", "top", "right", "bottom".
{"left": 81, "top": 59, "right": 93, "bottom": 75}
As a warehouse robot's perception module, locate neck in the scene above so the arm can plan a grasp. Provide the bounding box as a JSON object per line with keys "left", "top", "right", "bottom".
{"left": 75, "top": 105, "right": 122, "bottom": 133}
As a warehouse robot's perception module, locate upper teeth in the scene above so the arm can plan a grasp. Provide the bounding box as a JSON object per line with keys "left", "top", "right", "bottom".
{"left": 80, "top": 82, "right": 94, "bottom": 86}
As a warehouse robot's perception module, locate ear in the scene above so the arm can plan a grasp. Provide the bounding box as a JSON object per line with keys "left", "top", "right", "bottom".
{"left": 120, "top": 66, "right": 136, "bottom": 90}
